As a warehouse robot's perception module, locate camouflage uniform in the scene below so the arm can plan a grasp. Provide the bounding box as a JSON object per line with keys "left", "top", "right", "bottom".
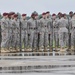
{"left": 0, "top": 21, "right": 1, "bottom": 49}
{"left": 20, "top": 19, "right": 28, "bottom": 50}
{"left": 52, "top": 18, "right": 59, "bottom": 48}
{"left": 6, "top": 18, "right": 13, "bottom": 49}
{"left": 46, "top": 17, "right": 53, "bottom": 50}
{"left": 1, "top": 18, "right": 9, "bottom": 49}
{"left": 27, "top": 18, "right": 37, "bottom": 51}
{"left": 39, "top": 18, "right": 49, "bottom": 51}
{"left": 58, "top": 17, "right": 68, "bottom": 48}
{"left": 12, "top": 19, "right": 20, "bottom": 50}
{"left": 70, "top": 16, "right": 75, "bottom": 49}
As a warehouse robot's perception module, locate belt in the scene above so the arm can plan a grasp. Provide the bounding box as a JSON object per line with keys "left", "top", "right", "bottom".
{"left": 21, "top": 28, "right": 27, "bottom": 30}
{"left": 45, "top": 25, "right": 47, "bottom": 27}
{"left": 29, "top": 28, "right": 37, "bottom": 30}
{"left": 42, "top": 26, "right": 47, "bottom": 28}
{"left": 13, "top": 28, "right": 17, "bottom": 30}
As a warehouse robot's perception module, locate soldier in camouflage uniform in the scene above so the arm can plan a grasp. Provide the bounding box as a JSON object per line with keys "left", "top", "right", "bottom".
{"left": 12, "top": 14, "right": 20, "bottom": 51}
{"left": 27, "top": 13, "right": 38, "bottom": 51}
{"left": 0, "top": 20, "right": 1, "bottom": 51}
{"left": 52, "top": 14, "right": 59, "bottom": 49}
{"left": 68, "top": 11, "right": 74, "bottom": 50}
{"left": 33, "top": 13, "right": 40, "bottom": 52}
{"left": 58, "top": 14, "right": 68, "bottom": 50}
{"left": 46, "top": 12, "right": 53, "bottom": 51}
{"left": 1, "top": 13, "right": 9, "bottom": 51}
{"left": 39, "top": 12, "right": 49, "bottom": 52}
{"left": 8, "top": 12, "right": 15, "bottom": 50}
{"left": 70, "top": 13, "right": 75, "bottom": 50}
{"left": 20, "top": 14, "right": 28, "bottom": 51}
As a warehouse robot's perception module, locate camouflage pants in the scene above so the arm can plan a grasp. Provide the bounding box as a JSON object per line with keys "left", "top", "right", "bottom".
{"left": 53, "top": 30, "right": 59, "bottom": 47}
{"left": 12, "top": 32, "right": 19, "bottom": 48}
{"left": 39, "top": 31, "right": 48, "bottom": 48}
{"left": 21, "top": 30, "right": 28, "bottom": 48}
{"left": 59, "top": 32, "right": 68, "bottom": 48}
{"left": 28, "top": 30, "right": 37, "bottom": 49}
{"left": 71, "top": 29, "right": 75, "bottom": 46}
{"left": 1, "top": 31, "right": 9, "bottom": 48}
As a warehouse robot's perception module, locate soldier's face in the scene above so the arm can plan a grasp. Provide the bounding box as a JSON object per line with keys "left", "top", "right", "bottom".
{"left": 11, "top": 15, "right": 14, "bottom": 19}
{"left": 35, "top": 16, "right": 38, "bottom": 19}
{"left": 64, "top": 16, "right": 67, "bottom": 19}
{"left": 22, "top": 16, "right": 26, "bottom": 19}
{"left": 52, "top": 16, "right": 56, "bottom": 19}
{"left": 58, "top": 14, "right": 61, "bottom": 17}
{"left": 46, "top": 13, "right": 50, "bottom": 17}
{"left": 5, "top": 15, "right": 8, "bottom": 19}
{"left": 70, "top": 14, "right": 73, "bottom": 17}
{"left": 42, "top": 15, "right": 46, "bottom": 18}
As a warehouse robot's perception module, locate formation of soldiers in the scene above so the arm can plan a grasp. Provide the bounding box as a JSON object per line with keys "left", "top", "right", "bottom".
{"left": 0, "top": 11, "right": 75, "bottom": 53}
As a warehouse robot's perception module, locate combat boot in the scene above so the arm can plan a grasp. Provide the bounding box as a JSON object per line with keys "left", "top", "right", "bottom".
{"left": 43, "top": 47, "right": 48, "bottom": 52}
{"left": 33, "top": 48, "right": 37, "bottom": 52}
{"left": 38, "top": 47, "right": 43, "bottom": 52}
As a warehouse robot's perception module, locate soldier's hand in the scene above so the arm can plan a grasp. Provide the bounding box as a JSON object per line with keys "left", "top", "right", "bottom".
{"left": 39, "top": 32, "right": 42, "bottom": 35}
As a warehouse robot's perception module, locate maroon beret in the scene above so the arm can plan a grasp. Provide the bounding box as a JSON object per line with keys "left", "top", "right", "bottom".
{"left": 42, "top": 12, "right": 46, "bottom": 15}
{"left": 69, "top": 11, "right": 73, "bottom": 14}
{"left": 58, "top": 12, "right": 62, "bottom": 15}
{"left": 52, "top": 13, "right": 56, "bottom": 16}
{"left": 14, "top": 14, "right": 18, "bottom": 17}
{"left": 22, "top": 14, "right": 27, "bottom": 16}
{"left": 3, "top": 12, "right": 8, "bottom": 16}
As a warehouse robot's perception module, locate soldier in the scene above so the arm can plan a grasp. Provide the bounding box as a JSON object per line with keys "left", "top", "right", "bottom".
{"left": 12, "top": 14, "right": 20, "bottom": 51}
{"left": 0, "top": 20, "right": 1, "bottom": 51}
{"left": 27, "top": 13, "right": 38, "bottom": 52}
{"left": 20, "top": 14, "right": 28, "bottom": 51}
{"left": 1, "top": 13, "right": 9, "bottom": 51}
{"left": 33, "top": 13, "right": 40, "bottom": 52}
{"left": 39, "top": 12, "right": 49, "bottom": 52}
{"left": 70, "top": 13, "right": 75, "bottom": 50}
{"left": 58, "top": 14, "right": 68, "bottom": 51}
{"left": 46, "top": 12, "right": 53, "bottom": 51}
{"left": 67, "top": 12, "right": 73, "bottom": 51}
{"left": 52, "top": 13, "right": 59, "bottom": 49}
{"left": 9, "top": 12, "right": 15, "bottom": 50}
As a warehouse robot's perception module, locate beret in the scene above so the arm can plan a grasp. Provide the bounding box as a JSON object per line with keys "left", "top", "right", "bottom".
{"left": 52, "top": 13, "right": 56, "bottom": 16}
{"left": 3, "top": 12, "right": 8, "bottom": 16}
{"left": 69, "top": 11, "right": 73, "bottom": 14}
{"left": 14, "top": 14, "right": 18, "bottom": 17}
{"left": 58, "top": 12, "right": 62, "bottom": 15}
{"left": 42, "top": 12, "right": 46, "bottom": 15}
{"left": 22, "top": 14, "right": 27, "bottom": 16}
